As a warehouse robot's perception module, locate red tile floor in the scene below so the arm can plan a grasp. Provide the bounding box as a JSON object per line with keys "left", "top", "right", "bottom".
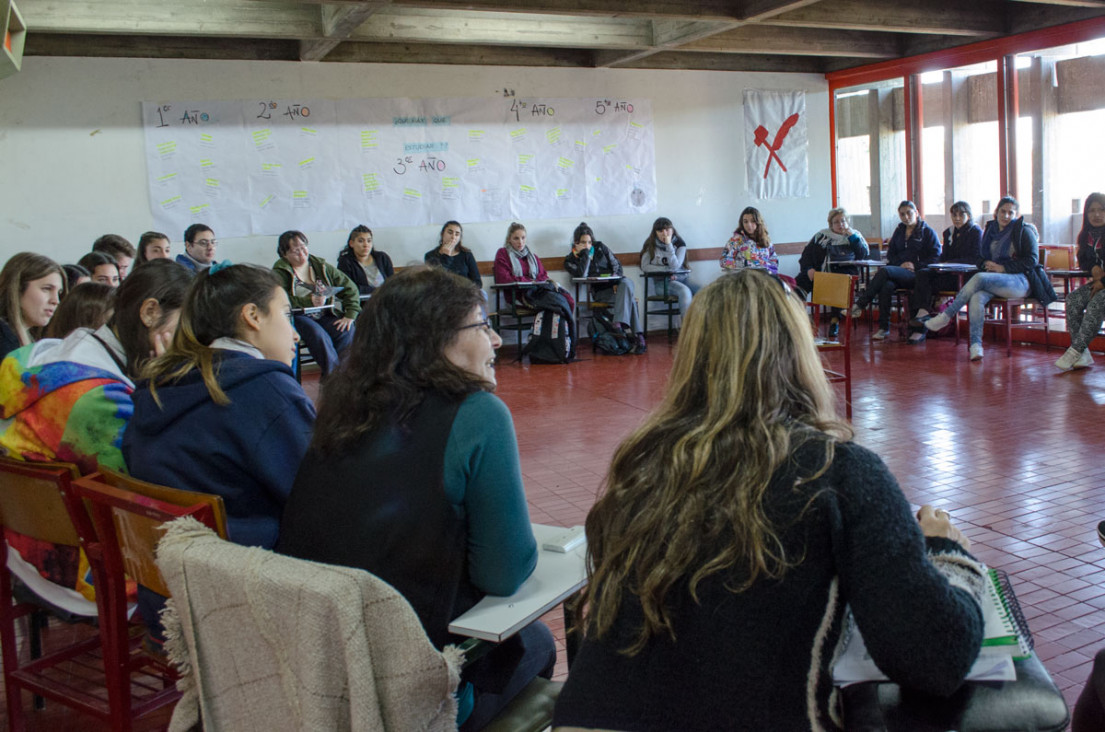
{"left": 5, "top": 327, "right": 1105, "bottom": 728}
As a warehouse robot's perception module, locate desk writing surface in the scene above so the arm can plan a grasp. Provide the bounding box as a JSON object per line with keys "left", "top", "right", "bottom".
{"left": 448, "top": 524, "right": 587, "bottom": 643}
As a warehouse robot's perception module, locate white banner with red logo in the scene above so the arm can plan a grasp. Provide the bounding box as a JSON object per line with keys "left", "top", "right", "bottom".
{"left": 743, "top": 89, "right": 809, "bottom": 199}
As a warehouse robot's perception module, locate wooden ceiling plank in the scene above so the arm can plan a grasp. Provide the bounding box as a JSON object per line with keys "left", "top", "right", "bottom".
{"left": 19, "top": 0, "right": 321, "bottom": 38}
{"left": 350, "top": 12, "right": 652, "bottom": 49}
{"left": 323, "top": 39, "right": 594, "bottom": 65}
{"left": 300, "top": 2, "right": 388, "bottom": 60}
{"left": 681, "top": 26, "right": 900, "bottom": 57}
{"left": 761, "top": 0, "right": 1001, "bottom": 37}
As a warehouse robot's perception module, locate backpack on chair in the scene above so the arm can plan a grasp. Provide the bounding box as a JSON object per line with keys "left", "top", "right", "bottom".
{"left": 588, "top": 310, "right": 633, "bottom": 355}
{"left": 524, "top": 310, "right": 572, "bottom": 364}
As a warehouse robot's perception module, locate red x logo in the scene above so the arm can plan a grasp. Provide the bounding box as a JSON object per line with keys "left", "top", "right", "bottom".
{"left": 753, "top": 113, "right": 800, "bottom": 179}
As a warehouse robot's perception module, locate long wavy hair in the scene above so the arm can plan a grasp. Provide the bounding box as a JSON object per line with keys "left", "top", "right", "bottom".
{"left": 639, "top": 216, "right": 680, "bottom": 261}
{"left": 737, "top": 206, "right": 771, "bottom": 247}
{"left": 0, "top": 252, "right": 67, "bottom": 346}
{"left": 309, "top": 266, "right": 489, "bottom": 455}
{"left": 143, "top": 265, "right": 284, "bottom": 406}
{"left": 580, "top": 270, "right": 852, "bottom": 655}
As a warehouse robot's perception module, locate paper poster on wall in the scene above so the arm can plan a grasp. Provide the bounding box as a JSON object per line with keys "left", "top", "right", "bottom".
{"left": 143, "top": 96, "right": 656, "bottom": 236}
{"left": 743, "top": 90, "right": 809, "bottom": 200}
{"left": 246, "top": 99, "right": 343, "bottom": 235}
{"left": 141, "top": 101, "right": 251, "bottom": 238}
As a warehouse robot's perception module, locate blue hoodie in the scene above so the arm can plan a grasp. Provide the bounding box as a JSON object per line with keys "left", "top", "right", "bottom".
{"left": 123, "top": 350, "right": 315, "bottom": 549}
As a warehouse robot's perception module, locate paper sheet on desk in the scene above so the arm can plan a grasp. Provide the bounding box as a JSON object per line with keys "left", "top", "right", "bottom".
{"left": 832, "top": 629, "right": 1016, "bottom": 687}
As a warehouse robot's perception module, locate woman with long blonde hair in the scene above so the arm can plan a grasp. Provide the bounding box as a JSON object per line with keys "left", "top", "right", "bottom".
{"left": 553, "top": 270, "right": 986, "bottom": 731}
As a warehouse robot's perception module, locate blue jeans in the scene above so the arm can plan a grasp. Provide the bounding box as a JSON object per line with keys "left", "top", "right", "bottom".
{"left": 294, "top": 311, "right": 354, "bottom": 376}
{"left": 944, "top": 272, "right": 1029, "bottom": 346}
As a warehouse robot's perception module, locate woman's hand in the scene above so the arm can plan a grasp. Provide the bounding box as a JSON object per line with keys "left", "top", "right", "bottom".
{"left": 150, "top": 329, "right": 173, "bottom": 359}
{"left": 333, "top": 317, "right": 354, "bottom": 332}
{"left": 983, "top": 261, "right": 1005, "bottom": 273}
{"left": 917, "top": 505, "right": 970, "bottom": 551}
{"left": 901, "top": 261, "right": 915, "bottom": 272}
{"left": 807, "top": 268, "right": 817, "bottom": 280}
{"left": 311, "top": 293, "right": 325, "bottom": 307}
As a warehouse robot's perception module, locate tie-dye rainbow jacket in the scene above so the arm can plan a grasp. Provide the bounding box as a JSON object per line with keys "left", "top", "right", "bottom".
{"left": 0, "top": 326, "right": 134, "bottom": 600}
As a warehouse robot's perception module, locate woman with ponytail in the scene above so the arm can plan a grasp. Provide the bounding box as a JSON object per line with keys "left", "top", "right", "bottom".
{"left": 124, "top": 263, "right": 314, "bottom": 551}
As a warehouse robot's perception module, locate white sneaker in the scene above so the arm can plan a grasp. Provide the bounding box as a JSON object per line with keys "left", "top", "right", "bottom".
{"left": 969, "top": 343, "right": 984, "bottom": 361}
{"left": 1055, "top": 347, "right": 1082, "bottom": 371}
{"left": 1057, "top": 347, "right": 1094, "bottom": 371}
{"left": 925, "top": 312, "right": 951, "bottom": 332}
{"left": 872, "top": 328, "right": 889, "bottom": 341}
{"left": 850, "top": 305, "right": 864, "bottom": 319}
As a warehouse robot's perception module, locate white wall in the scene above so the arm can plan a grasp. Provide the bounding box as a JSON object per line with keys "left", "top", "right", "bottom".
{"left": 0, "top": 57, "right": 830, "bottom": 284}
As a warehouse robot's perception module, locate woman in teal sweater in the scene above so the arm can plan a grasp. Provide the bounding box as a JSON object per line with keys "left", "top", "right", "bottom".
{"left": 278, "top": 265, "right": 553, "bottom": 731}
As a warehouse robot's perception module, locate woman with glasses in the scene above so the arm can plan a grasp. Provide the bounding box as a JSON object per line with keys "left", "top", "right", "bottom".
{"left": 797, "top": 207, "right": 869, "bottom": 338}
{"left": 924, "top": 196, "right": 1056, "bottom": 360}
{"left": 124, "top": 263, "right": 314, "bottom": 648}
{"left": 553, "top": 270, "right": 985, "bottom": 730}
{"left": 279, "top": 266, "right": 555, "bottom": 731}
{"left": 273, "top": 230, "right": 361, "bottom": 376}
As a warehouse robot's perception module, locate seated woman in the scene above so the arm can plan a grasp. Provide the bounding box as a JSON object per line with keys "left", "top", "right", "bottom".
{"left": 124, "top": 263, "right": 314, "bottom": 645}
{"left": 336, "top": 224, "right": 394, "bottom": 296}
{"left": 924, "top": 196, "right": 1056, "bottom": 360}
{"left": 640, "top": 216, "right": 696, "bottom": 327}
{"left": 797, "top": 207, "right": 869, "bottom": 338}
{"left": 77, "top": 251, "right": 121, "bottom": 288}
{"left": 63, "top": 264, "right": 91, "bottom": 290}
{"left": 850, "top": 200, "right": 940, "bottom": 341}
{"left": 425, "top": 220, "right": 482, "bottom": 289}
{"left": 493, "top": 222, "right": 576, "bottom": 357}
{"left": 721, "top": 206, "right": 779, "bottom": 274}
{"left": 0, "top": 259, "right": 190, "bottom": 607}
{"left": 0, "top": 252, "right": 66, "bottom": 360}
{"left": 1056, "top": 193, "right": 1105, "bottom": 371}
{"left": 134, "top": 230, "right": 172, "bottom": 267}
{"left": 552, "top": 270, "right": 985, "bottom": 731}
{"left": 46, "top": 282, "right": 114, "bottom": 339}
{"left": 272, "top": 230, "right": 361, "bottom": 376}
{"left": 278, "top": 266, "right": 555, "bottom": 731}
{"left": 564, "top": 222, "right": 645, "bottom": 353}
{"left": 907, "top": 201, "right": 984, "bottom": 344}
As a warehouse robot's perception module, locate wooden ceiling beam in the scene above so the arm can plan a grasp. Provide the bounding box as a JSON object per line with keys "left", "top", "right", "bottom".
{"left": 308, "top": 0, "right": 742, "bottom": 21}
{"left": 25, "top": 32, "right": 300, "bottom": 60}
{"left": 323, "top": 39, "right": 594, "bottom": 65}
{"left": 620, "top": 49, "right": 828, "bottom": 71}
{"left": 680, "top": 26, "right": 902, "bottom": 57}
{"left": 762, "top": 0, "right": 1003, "bottom": 36}
{"left": 18, "top": 0, "right": 320, "bottom": 38}
{"left": 300, "top": 3, "right": 388, "bottom": 60}
{"left": 350, "top": 10, "right": 653, "bottom": 49}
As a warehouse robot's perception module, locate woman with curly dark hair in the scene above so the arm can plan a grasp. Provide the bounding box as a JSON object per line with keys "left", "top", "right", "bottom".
{"left": 279, "top": 266, "right": 554, "bottom": 731}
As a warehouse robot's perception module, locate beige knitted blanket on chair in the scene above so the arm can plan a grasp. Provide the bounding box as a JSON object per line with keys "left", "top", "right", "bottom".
{"left": 155, "top": 517, "right": 462, "bottom": 732}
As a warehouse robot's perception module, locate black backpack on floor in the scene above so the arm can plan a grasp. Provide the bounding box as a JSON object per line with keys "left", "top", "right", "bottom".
{"left": 524, "top": 309, "right": 573, "bottom": 364}
{"left": 587, "top": 311, "right": 633, "bottom": 355}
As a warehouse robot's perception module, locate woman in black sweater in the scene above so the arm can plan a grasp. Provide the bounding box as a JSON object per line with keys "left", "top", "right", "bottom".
{"left": 336, "top": 224, "right": 394, "bottom": 296}
{"left": 554, "top": 269, "right": 985, "bottom": 731}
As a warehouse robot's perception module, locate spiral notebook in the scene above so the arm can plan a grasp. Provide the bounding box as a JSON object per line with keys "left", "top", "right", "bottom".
{"left": 833, "top": 568, "right": 1031, "bottom": 686}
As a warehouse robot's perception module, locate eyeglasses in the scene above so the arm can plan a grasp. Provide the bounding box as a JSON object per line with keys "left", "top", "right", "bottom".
{"left": 192, "top": 239, "right": 217, "bottom": 248}
{"left": 458, "top": 318, "right": 492, "bottom": 334}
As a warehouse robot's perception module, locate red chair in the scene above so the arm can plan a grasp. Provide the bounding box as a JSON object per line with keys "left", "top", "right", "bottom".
{"left": 0, "top": 458, "right": 221, "bottom": 732}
